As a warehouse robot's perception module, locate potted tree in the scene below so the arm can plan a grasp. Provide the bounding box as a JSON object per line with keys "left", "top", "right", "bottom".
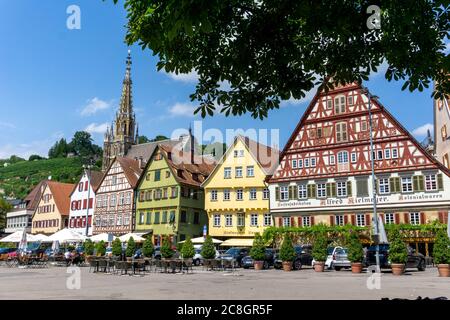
{"left": 84, "top": 239, "right": 94, "bottom": 263}
{"left": 112, "top": 238, "right": 123, "bottom": 259}
{"left": 180, "top": 237, "right": 195, "bottom": 271}
{"left": 125, "top": 237, "right": 136, "bottom": 261}
{"left": 312, "top": 232, "right": 327, "bottom": 272}
{"left": 142, "top": 237, "right": 155, "bottom": 258}
{"left": 388, "top": 227, "right": 407, "bottom": 275}
{"left": 161, "top": 237, "right": 174, "bottom": 259}
{"left": 346, "top": 231, "right": 364, "bottom": 273}
{"left": 279, "top": 233, "right": 296, "bottom": 271}
{"left": 95, "top": 240, "right": 106, "bottom": 257}
{"left": 201, "top": 236, "right": 216, "bottom": 269}
{"left": 250, "top": 233, "right": 266, "bottom": 270}
{"left": 433, "top": 228, "right": 450, "bottom": 277}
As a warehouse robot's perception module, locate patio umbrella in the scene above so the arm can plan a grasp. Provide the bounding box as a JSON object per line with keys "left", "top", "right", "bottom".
{"left": 33, "top": 234, "right": 51, "bottom": 242}
{"left": 18, "top": 229, "right": 27, "bottom": 254}
{"left": 377, "top": 216, "right": 389, "bottom": 244}
{"left": 90, "top": 233, "right": 117, "bottom": 243}
{"left": 0, "top": 231, "right": 38, "bottom": 242}
{"left": 118, "top": 233, "right": 145, "bottom": 242}
{"left": 47, "top": 228, "right": 87, "bottom": 244}
{"left": 180, "top": 236, "right": 223, "bottom": 244}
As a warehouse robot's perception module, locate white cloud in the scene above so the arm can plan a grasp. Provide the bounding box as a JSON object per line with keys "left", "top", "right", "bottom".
{"left": 0, "top": 132, "right": 64, "bottom": 159}
{"left": 168, "top": 102, "right": 196, "bottom": 117}
{"left": 80, "top": 97, "right": 113, "bottom": 116}
{"left": 84, "top": 122, "right": 109, "bottom": 134}
{"left": 165, "top": 70, "right": 199, "bottom": 84}
{"left": 0, "top": 121, "right": 16, "bottom": 129}
{"left": 412, "top": 123, "right": 433, "bottom": 137}
{"left": 281, "top": 85, "right": 318, "bottom": 107}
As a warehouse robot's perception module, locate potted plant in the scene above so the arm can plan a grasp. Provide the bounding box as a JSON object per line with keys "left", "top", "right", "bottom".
{"left": 142, "top": 237, "right": 155, "bottom": 258}
{"left": 112, "top": 238, "right": 123, "bottom": 258}
{"left": 161, "top": 237, "right": 174, "bottom": 259}
{"left": 250, "top": 233, "right": 266, "bottom": 270}
{"left": 346, "top": 231, "right": 364, "bottom": 273}
{"left": 181, "top": 237, "right": 195, "bottom": 259}
{"left": 433, "top": 229, "right": 450, "bottom": 277}
{"left": 84, "top": 239, "right": 94, "bottom": 262}
{"left": 388, "top": 227, "right": 407, "bottom": 275}
{"left": 279, "top": 233, "right": 296, "bottom": 271}
{"left": 95, "top": 240, "right": 106, "bottom": 257}
{"left": 312, "top": 232, "right": 327, "bottom": 272}
{"left": 125, "top": 237, "right": 136, "bottom": 260}
{"left": 201, "top": 236, "right": 216, "bottom": 269}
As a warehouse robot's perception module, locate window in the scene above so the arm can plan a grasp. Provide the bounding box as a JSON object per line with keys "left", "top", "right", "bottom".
{"left": 171, "top": 187, "right": 178, "bottom": 198}
{"left": 304, "top": 158, "right": 310, "bottom": 168}
{"left": 392, "top": 148, "right": 398, "bottom": 158}
{"left": 264, "top": 214, "right": 271, "bottom": 226}
{"left": 280, "top": 186, "right": 289, "bottom": 200}
{"left": 125, "top": 193, "right": 131, "bottom": 204}
{"left": 250, "top": 214, "right": 258, "bottom": 227}
{"left": 351, "top": 152, "right": 357, "bottom": 163}
{"left": 410, "top": 212, "right": 420, "bottom": 225}
{"left": 102, "top": 196, "right": 107, "bottom": 207}
{"left": 385, "top": 149, "right": 391, "bottom": 159}
{"left": 154, "top": 212, "right": 160, "bottom": 224}
{"left": 246, "top": 166, "right": 254, "bottom": 177}
{"left": 298, "top": 159, "right": 303, "bottom": 168}
{"left": 78, "top": 183, "right": 83, "bottom": 192}
{"left": 180, "top": 211, "right": 187, "bottom": 223}
{"left": 249, "top": 188, "right": 257, "bottom": 200}
{"left": 237, "top": 214, "right": 245, "bottom": 227}
{"left": 146, "top": 212, "right": 151, "bottom": 224}
{"left": 443, "top": 154, "right": 449, "bottom": 168}
{"left": 225, "top": 214, "right": 232, "bottom": 227}
{"left": 401, "top": 176, "right": 413, "bottom": 193}
{"left": 213, "top": 214, "right": 221, "bottom": 227}
{"left": 317, "top": 183, "right": 326, "bottom": 198}
{"left": 210, "top": 190, "right": 218, "bottom": 201}
{"left": 283, "top": 217, "right": 291, "bottom": 227}
{"left": 384, "top": 213, "right": 394, "bottom": 224}
{"left": 235, "top": 167, "right": 243, "bottom": 178}
{"left": 234, "top": 150, "right": 238, "bottom": 157}
{"left": 96, "top": 197, "right": 102, "bottom": 208}
{"left": 193, "top": 212, "right": 199, "bottom": 224}
{"left": 223, "top": 189, "right": 231, "bottom": 201}
{"left": 298, "top": 184, "right": 307, "bottom": 199}
{"left": 334, "top": 95, "right": 346, "bottom": 114}
{"left": 442, "top": 125, "right": 447, "bottom": 141}
{"left": 119, "top": 193, "right": 125, "bottom": 205}
{"left": 336, "top": 122, "right": 348, "bottom": 142}
{"left": 302, "top": 216, "right": 311, "bottom": 227}
{"left": 378, "top": 178, "right": 390, "bottom": 194}
{"left": 337, "top": 151, "right": 349, "bottom": 172}
{"left": 310, "top": 157, "right": 316, "bottom": 167}
{"left": 146, "top": 173, "right": 151, "bottom": 181}
{"left": 154, "top": 170, "right": 161, "bottom": 181}
{"left": 292, "top": 159, "right": 298, "bottom": 168}
{"left": 337, "top": 181, "right": 347, "bottom": 197}
{"left": 361, "top": 121, "right": 367, "bottom": 131}
{"left": 165, "top": 171, "right": 170, "bottom": 178}
{"left": 224, "top": 167, "right": 231, "bottom": 179}
{"left": 356, "top": 214, "right": 366, "bottom": 227}
{"left": 234, "top": 150, "right": 244, "bottom": 158}
{"left": 236, "top": 189, "right": 243, "bottom": 200}
{"left": 109, "top": 215, "right": 115, "bottom": 227}
{"left": 161, "top": 211, "right": 167, "bottom": 223}
{"left": 348, "top": 96, "right": 354, "bottom": 106}
{"left": 326, "top": 99, "right": 332, "bottom": 109}
{"left": 263, "top": 188, "right": 269, "bottom": 199}
{"left": 335, "top": 215, "right": 344, "bottom": 226}
{"left": 139, "top": 212, "right": 145, "bottom": 224}
{"left": 169, "top": 211, "right": 176, "bottom": 223}
{"left": 329, "top": 155, "right": 335, "bottom": 165}
{"left": 425, "top": 174, "right": 437, "bottom": 191}
{"left": 162, "top": 188, "right": 168, "bottom": 199}
{"left": 111, "top": 176, "right": 117, "bottom": 185}
{"left": 377, "top": 150, "right": 383, "bottom": 160}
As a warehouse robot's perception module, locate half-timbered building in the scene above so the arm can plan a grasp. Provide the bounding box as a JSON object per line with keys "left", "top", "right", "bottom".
{"left": 267, "top": 82, "right": 450, "bottom": 249}
{"left": 93, "top": 157, "right": 143, "bottom": 235}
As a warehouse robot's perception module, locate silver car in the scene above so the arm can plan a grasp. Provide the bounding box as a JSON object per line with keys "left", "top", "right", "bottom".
{"left": 331, "top": 247, "right": 351, "bottom": 271}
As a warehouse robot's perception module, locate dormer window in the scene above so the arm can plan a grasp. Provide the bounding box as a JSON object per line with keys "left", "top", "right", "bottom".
{"left": 334, "top": 95, "right": 346, "bottom": 114}
{"left": 192, "top": 173, "right": 199, "bottom": 181}
{"left": 177, "top": 169, "right": 183, "bottom": 178}
{"left": 167, "top": 152, "right": 172, "bottom": 160}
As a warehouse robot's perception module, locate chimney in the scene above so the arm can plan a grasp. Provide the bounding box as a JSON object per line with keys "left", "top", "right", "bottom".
{"left": 189, "top": 126, "right": 194, "bottom": 164}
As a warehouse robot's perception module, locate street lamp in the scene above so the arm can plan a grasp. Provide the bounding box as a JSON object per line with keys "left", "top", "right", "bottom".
{"left": 82, "top": 163, "right": 93, "bottom": 237}
{"left": 360, "top": 85, "right": 381, "bottom": 272}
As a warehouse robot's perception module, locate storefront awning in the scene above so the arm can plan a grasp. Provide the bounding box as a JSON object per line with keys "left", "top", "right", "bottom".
{"left": 220, "top": 238, "right": 254, "bottom": 247}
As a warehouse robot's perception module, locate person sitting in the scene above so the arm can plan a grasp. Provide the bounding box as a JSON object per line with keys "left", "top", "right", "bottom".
{"left": 64, "top": 250, "right": 72, "bottom": 266}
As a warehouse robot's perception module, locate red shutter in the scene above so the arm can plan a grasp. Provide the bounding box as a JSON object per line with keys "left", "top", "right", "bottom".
{"left": 290, "top": 217, "right": 295, "bottom": 227}
{"left": 420, "top": 212, "right": 425, "bottom": 225}
{"left": 404, "top": 213, "right": 410, "bottom": 224}
{"left": 310, "top": 216, "right": 315, "bottom": 226}
{"left": 298, "top": 217, "right": 303, "bottom": 227}
{"left": 79, "top": 183, "right": 83, "bottom": 192}
{"left": 366, "top": 214, "right": 371, "bottom": 226}
{"left": 83, "top": 199, "right": 87, "bottom": 210}
{"left": 88, "top": 198, "right": 93, "bottom": 209}
{"left": 438, "top": 211, "right": 444, "bottom": 223}
{"left": 351, "top": 215, "right": 356, "bottom": 225}
{"left": 394, "top": 213, "right": 400, "bottom": 224}
{"left": 329, "top": 215, "right": 334, "bottom": 226}
{"left": 85, "top": 181, "right": 89, "bottom": 191}
{"left": 344, "top": 215, "right": 349, "bottom": 225}
{"left": 88, "top": 216, "right": 92, "bottom": 226}
{"left": 278, "top": 217, "right": 283, "bottom": 227}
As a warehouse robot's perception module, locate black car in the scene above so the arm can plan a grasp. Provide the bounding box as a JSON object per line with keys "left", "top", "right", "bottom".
{"left": 364, "top": 244, "right": 426, "bottom": 271}
{"left": 241, "top": 249, "right": 276, "bottom": 269}
{"left": 219, "top": 247, "right": 250, "bottom": 267}
{"left": 274, "top": 245, "right": 313, "bottom": 270}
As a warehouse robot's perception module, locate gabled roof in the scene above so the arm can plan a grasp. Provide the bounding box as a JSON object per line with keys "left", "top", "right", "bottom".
{"left": 69, "top": 170, "right": 104, "bottom": 197}
{"left": 116, "top": 157, "right": 143, "bottom": 188}
{"left": 46, "top": 181, "right": 75, "bottom": 216}
{"left": 24, "top": 180, "right": 47, "bottom": 211}
{"left": 201, "top": 135, "right": 280, "bottom": 187}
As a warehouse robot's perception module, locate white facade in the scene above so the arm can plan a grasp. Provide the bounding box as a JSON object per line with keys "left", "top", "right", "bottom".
{"left": 5, "top": 203, "right": 32, "bottom": 234}
{"left": 69, "top": 171, "right": 96, "bottom": 236}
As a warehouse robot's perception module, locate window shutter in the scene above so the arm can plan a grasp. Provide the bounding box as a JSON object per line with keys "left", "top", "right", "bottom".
{"left": 329, "top": 215, "right": 334, "bottom": 226}
{"left": 366, "top": 214, "right": 371, "bottom": 226}
{"left": 413, "top": 176, "right": 419, "bottom": 191}
{"left": 418, "top": 176, "right": 425, "bottom": 191}
{"left": 293, "top": 185, "right": 298, "bottom": 199}
{"left": 310, "top": 216, "right": 315, "bottom": 226}
{"left": 344, "top": 215, "right": 349, "bottom": 225}
{"left": 290, "top": 216, "right": 295, "bottom": 227}
{"left": 275, "top": 187, "right": 280, "bottom": 201}
{"left": 389, "top": 178, "right": 396, "bottom": 193}
{"left": 404, "top": 213, "right": 410, "bottom": 224}
{"left": 347, "top": 181, "right": 352, "bottom": 196}
{"left": 88, "top": 198, "right": 93, "bottom": 209}
{"left": 395, "top": 177, "right": 401, "bottom": 193}
{"left": 394, "top": 213, "right": 400, "bottom": 224}
{"left": 289, "top": 186, "right": 294, "bottom": 200}
{"left": 83, "top": 199, "right": 87, "bottom": 209}
{"left": 437, "top": 173, "right": 444, "bottom": 191}
{"left": 351, "top": 214, "right": 356, "bottom": 225}
{"left": 278, "top": 217, "right": 282, "bottom": 227}
{"left": 438, "top": 211, "right": 444, "bottom": 223}
{"left": 420, "top": 212, "right": 425, "bottom": 225}
{"left": 326, "top": 183, "right": 332, "bottom": 197}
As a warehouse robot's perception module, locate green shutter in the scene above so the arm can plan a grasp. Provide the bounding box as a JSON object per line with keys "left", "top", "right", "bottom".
{"left": 307, "top": 185, "right": 312, "bottom": 198}
{"left": 418, "top": 175, "right": 425, "bottom": 191}
{"left": 275, "top": 187, "right": 280, "bottom": 201}
{"left": 375, "top": 179, "right": 379, "bottom": 194}
{"left": 437, "top": 173, "right": 444, "bottom": 191}
{"left": 347, "top": 181, "right": 352, "bottom": 196}
{"left": 289, "top": 186, "right": 294, "bottom": 200}
{"left": 395, "top": 177, "right": 401, "bottom": 193}
{"left": 326, "top": 183, "right": 332, "bottom": 197}
{"left": 389, "top": 178, "right": 396, "bottom": 193}
{"left": 293, "top": 185, "right": 298, "bottom": 199}
{"left": 331, "top": 183, "right": 336, "bottom": 197}
{"left": 312, "top": 184, "right": 316, "bottom": 198}
{"left": 413, "top": 176, "right": 419, "bottom": 192}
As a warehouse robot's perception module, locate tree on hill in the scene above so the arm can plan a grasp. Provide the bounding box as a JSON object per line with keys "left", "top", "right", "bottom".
{"left": 28, "top": 155, "right": 44, "bottom": 161}
{"left": 0, "top": 198, "right": 12, "bottom": 231}
{"left": 138, "top": 135, "right": 150, "bottom": 144}
{"left": 69, "top": 131, "right": 102, "bottom": 158}
{"left": 150, "top": 135, "right": 169, "bottom": 142}
{"left": 114, "top": 0, "right": 449, "bottom": 119}
{"left": 48, "top": 138, "right": 70, "bottom": 158}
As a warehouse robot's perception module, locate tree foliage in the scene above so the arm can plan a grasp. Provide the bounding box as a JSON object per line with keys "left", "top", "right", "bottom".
{"left": 346, "top": 230, "right": 364, "bottom": 263}
{"left": 433, "top": 228, "right": 450, "bottom": 264}
{"left": 113, "top": 0, "right": 450, "bottom": 119}
{"left": 142, "top": 237, "right": 155, "bottom": 257}
{"left": 125, "top": 237, "right": 136, "bottom": 257}
{"left": 161, "top": 237, "right": 174, "bottom": 258}
{"left": 95, "top": 240, "right": 106, "bottom": 256}
{"left": 0, "top": 198, "right": 12, "bottom": 231}
{"left": 28, "top": 155, "right": 44, "bottom": 161}
{"left": 312, "top": 231, "right": 328, "bottom": 262}
{"left": 279, "top": 233, "right": 296, "bottom": 262}
{"left": 201, "top": 235, "right": 216, "bottom": 259}
{"left": 388, "top": 226, "right": 408, "bottom": 264}
{"left": 180, "top": 237, "right": 195, "bottom": 258}
{"left": 112, "top": 238, "right": 123, "bottom": 256}
{"left": 250, "top": 233, "right": 266, "bottom": 261}
{"left": 84, "top": 239, "right": 94, "bottom": 255}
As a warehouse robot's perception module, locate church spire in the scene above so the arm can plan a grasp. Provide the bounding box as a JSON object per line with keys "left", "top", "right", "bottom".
{"left": 120, "top": 49, "right": 133, "bottom": 114}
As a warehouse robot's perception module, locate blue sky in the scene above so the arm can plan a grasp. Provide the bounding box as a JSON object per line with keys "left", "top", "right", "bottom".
{"left": 0, "top": 0, "right": 444, "bottom": 159}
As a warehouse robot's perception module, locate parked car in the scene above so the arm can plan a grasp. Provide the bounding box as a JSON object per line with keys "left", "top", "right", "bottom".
{"left": 219, "top": 247, "right": 250, "bottom": 267}
{"left": 0, "top": 248, "right": 16, "bottom": 254}
{"left": 331, "top": 247, "right": 351, "bottom": 270}
{"left": 364, "top": 244, "right": 426, "bottom": 271}
{"left": 192, "top": 247, "right": 220, "bottom": 265}
{"left": 274, "top": 245, "right": 313, "bottom": 270}
{"left": 242, "top": 248, "right": 276, "bottom": 269}
{"left": 153, "top": 246, "right": 161, "bottom": 259}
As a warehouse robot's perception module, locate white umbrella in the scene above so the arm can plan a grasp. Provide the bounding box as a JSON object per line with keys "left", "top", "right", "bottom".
{"left": 47, "top": 228, "right": 87, "bottom": 243}
{"left": 18, "top": 229, "right": 27, "bottom": 253}
{"left": 118, "top": 233, "right": 145, "bottom": 242}
{"left": 33, "top": 234, "right": 51, "bottom": 242}
{"left": 178, "top": 236, "right": 223, "bottom": 244}
{"left": 90, "top": 233, "right": 117, "bottom": 243}
{"left": 0, "top": 231, "right": 38, "bottom": 243}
